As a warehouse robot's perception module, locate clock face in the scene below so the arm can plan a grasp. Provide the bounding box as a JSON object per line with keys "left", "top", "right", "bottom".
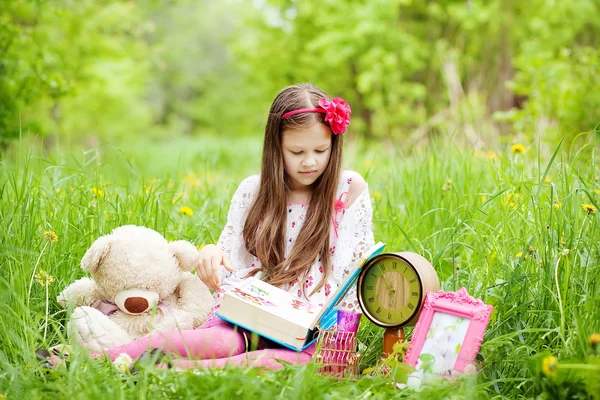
{"left": 358, "top": 255, "right": 423, "bottom": 328}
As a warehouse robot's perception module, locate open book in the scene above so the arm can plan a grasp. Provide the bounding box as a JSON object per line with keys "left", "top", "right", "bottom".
{"left": 216, "top": 242, "right": 385, "bottom": 351}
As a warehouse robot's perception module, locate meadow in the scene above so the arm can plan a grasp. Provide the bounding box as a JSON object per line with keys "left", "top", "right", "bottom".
{"left": 1, "top": 135, "right": 599, "bottom": 399}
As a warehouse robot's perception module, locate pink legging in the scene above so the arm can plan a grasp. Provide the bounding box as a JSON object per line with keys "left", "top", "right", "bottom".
{"left": 100, "top": 317, "right": 315, "bottom": 370}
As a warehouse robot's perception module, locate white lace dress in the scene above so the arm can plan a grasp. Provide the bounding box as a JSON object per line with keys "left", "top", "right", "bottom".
{"left": 211, "top": 170, "right": 375, "bottom": 316}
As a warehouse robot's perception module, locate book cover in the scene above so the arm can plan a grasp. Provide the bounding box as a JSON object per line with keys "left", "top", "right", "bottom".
{"left": 217, "top": 241, "right": 385, "bottom": 351}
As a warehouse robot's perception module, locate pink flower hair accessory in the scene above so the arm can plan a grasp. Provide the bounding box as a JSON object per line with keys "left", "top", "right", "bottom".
{"left": 318, "top": 97, "right": 351, "bottom": 135}
{"left": 281, "top": 97, "right": 352, "bottom": 135}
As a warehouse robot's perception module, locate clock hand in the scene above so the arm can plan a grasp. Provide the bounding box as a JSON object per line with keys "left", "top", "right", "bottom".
{"left": 378, "top": 265, "right": 395, "bottom": 296}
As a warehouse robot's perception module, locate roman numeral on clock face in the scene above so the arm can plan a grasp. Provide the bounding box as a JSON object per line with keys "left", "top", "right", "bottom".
{"left": 392, "top": 261, "right": 397, "bottom": 269}
{"left": 368, "top": 296, "right": 374, "bottom": 303}
{"left": 408, "top": 303, "right": 414, "bottom": 310}
{"left": 376, "top": 307, "right": 382, "bottom": 314}
{"left": 412, "top": 291, "right": 418, "bottom": 296}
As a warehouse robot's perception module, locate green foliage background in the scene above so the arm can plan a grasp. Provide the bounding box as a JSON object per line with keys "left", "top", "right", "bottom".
{"left": 1, "top": 0, "right": 599, "bottom": 148}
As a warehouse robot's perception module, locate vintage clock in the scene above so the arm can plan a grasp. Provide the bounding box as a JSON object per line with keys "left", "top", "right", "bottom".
{"left": 357, "top": 252, "right": 440, "bottom": 355}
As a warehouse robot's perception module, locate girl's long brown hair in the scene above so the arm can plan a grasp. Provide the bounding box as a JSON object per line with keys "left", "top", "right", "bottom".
{"left": 243, "top": 83, "right": 343, "bottom": 296}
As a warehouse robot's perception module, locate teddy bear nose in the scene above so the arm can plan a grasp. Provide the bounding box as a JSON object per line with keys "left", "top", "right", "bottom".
{"left": 124, "top": 297, "right": 149, "bottom": 314}
{"left": 114, "top": 288, "right": 160, "bottom": 315}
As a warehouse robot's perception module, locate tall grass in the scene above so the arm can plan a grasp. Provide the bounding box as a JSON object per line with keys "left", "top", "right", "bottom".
{"left": 0, "top": 135, "right": 598, "bottom": 399}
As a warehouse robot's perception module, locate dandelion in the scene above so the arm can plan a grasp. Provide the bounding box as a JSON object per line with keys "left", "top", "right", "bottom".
{"left": 582, "top": 203, "right": 597, "bottom": 215}
{"left": 516, "top": 251, "right": 523, "bottom": 258}
{"left": 589, "top": 333, "right": 600, "bottom": 349}
{"left": 49, "top": 211, "right": 54, "bottom": 217}
{"left": 43, "top": 231, "right": 58, "bottom": 243}
{"left": 553, "top": 201, "right": 562, "bottom": 209}
{"left": 504, "top": 193, "right": 520, "bottom": 207}
{"left": 372, "top": 191, "right": 382, "bottom": 201}
{"left": 511, "top": 144, "right": 525, "bottom": 154}
{"left": 179, "top": 206, "right": 194, "bottom": 216}
{"left": 91, "top": 187, "right": 104, "bottom": 197}
{"left": 35, "top": 269, "right": 55, "bottom": 287}
{"left": 113, "top": 353, "right": 133, "bottom": 373}
{"left": 541, "top": 355, "right": 558, "bottom": 377}
{"left": 480, "top": 195, "right": 487, "bottom": 203}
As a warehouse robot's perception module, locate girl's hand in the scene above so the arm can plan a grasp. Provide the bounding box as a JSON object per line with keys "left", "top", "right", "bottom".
{"left": 195, "top": 244, "right": 235, "bottom": 290}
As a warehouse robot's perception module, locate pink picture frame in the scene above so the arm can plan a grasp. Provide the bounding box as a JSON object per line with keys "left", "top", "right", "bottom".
{"left": 404, "top": 288, "right": 493, "bottom": 373}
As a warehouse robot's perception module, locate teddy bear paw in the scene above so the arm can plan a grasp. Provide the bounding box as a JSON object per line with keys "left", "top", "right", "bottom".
{"left": 69, "top": 306, "right": 131, "bottom": 352}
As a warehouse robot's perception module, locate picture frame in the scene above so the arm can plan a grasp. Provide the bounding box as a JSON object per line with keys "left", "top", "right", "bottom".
{"left": 404, "top": 288, "right": 493, "bottom": 374}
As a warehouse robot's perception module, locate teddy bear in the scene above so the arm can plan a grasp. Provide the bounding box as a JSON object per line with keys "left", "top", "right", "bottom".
{"left": 57, "top": 225, "right": 214, "bottom": 352}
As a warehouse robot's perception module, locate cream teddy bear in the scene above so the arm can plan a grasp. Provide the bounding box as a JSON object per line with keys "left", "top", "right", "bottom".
{"left": 58, "top": 225, "right": 214, "bottom": 352}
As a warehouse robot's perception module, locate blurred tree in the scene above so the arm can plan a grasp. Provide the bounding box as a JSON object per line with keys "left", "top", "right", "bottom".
{"left": 231, "top": 0, "right": 600, "bottom": 145}
{"left": 1, "top": 0, "right": 598, "bottom": 149}
{"left": 145, "top": 0, "right": 260, "bottom": 137}
{"left": 0, "top": 0, "right": 154, "bottom": 146}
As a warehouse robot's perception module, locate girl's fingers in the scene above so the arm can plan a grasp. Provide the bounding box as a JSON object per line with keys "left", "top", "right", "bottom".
{"left": 210, "top": 254, "right": 222, "bottom": 289}
{"left": 222, "top": 254, "right": 235, "bottom": 272}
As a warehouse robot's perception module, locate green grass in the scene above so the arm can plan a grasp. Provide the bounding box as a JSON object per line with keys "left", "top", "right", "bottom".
{"left": 1, "top": 135, "right": 599, "bottom": 399}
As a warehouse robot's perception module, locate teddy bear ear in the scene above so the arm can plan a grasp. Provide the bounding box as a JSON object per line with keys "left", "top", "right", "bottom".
{"left": 81, "top": 236, "right": 113, "bottom": 274}
{"left": 168, "top": 240, "right": 199, "bottom": 272}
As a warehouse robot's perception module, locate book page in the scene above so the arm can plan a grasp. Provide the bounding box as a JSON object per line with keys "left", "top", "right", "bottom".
{"left": 225, "top": 277, "right": 319, "bottom": 328}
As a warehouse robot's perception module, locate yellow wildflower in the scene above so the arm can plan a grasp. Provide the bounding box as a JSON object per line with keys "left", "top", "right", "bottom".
{"left": 553, "top": 201, "right": 562, "bottom": 209}
{"left": 49, "top": 211, "right": 54, "bottom": 217}
{"left": 541, "top": 355, "right": 558, "bottom": 377}
{"left": 582, "top": 203, "right": 597, "bottom": 215}
{"left": 511, "top": 144, "right": 526, "bottom": 154}
{"left": 544, "top": 176, "right": 552, "bottom": 183}
{"left": 179, "top": 206, "right": 194, "bottom": 216}
{"left": 43, "top": 231, "right": 58, "bottom": 243}
{"left": 35, "top": 269, "right": 55, "bottom": 287}
{"left": 362, "top": 160, "right": 374, "bottom": 168}
{"left": 504, "top": 193, "right": 520, "bottom": 206}
{"left": 91, "top": 187, "right": 104, "bottom": 197}
{"left": 372, "top": 191, "right": 382, "bottom": 201}
{"left": 480, "top": 195, "right": 487, "bottom": 203}
{"left": 487, "top": 151, "right": 497, "bottom": 160}
{"left": 197, "top": 244, "right": 205, "bottom": 250}
{"left": 0, "top": 393, "right": 6, "bottom": 398}
{"left": 183, "top": 172, "right": 200, "bottom": 187}
{"left": 589, "top": 333, "right": 600, "bottom": 348}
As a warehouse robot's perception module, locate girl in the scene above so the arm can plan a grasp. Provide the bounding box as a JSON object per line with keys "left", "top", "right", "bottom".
{"left": 102, "top": 83, "right": 375, "bottom": 370}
